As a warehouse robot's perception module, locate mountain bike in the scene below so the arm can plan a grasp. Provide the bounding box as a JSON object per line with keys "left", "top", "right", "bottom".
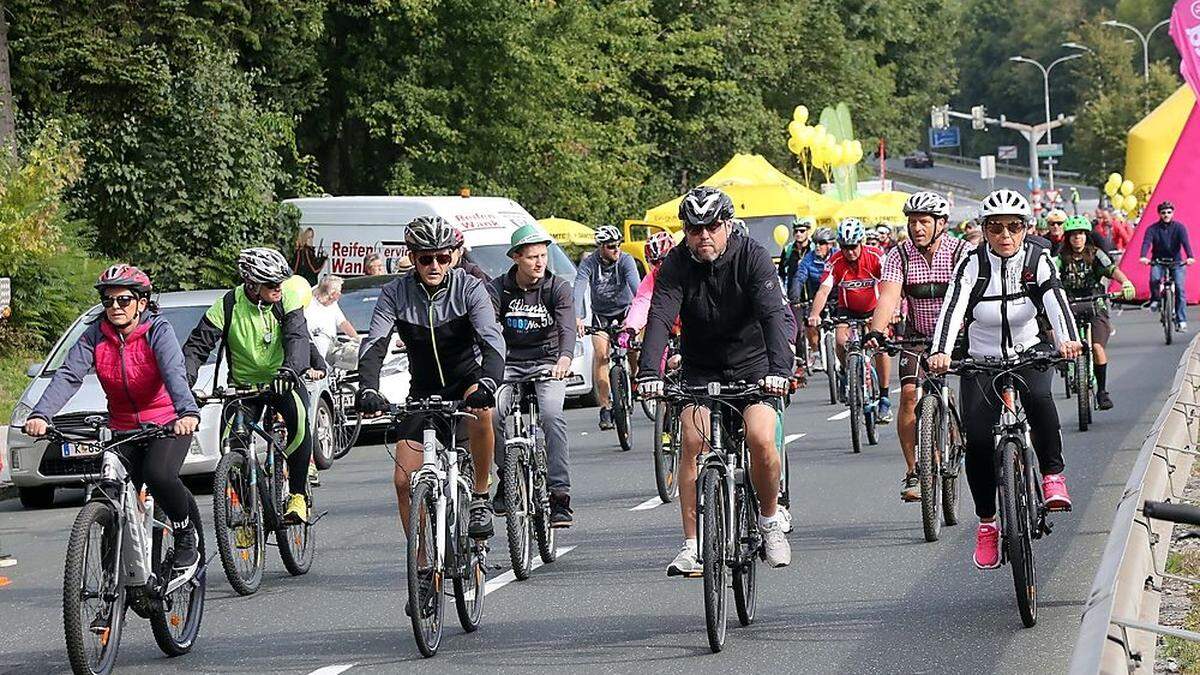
{"left": 1066, "top": 292, "right": 1116, "bottom": 432}
{"left": 585, "top": 325, "right": 635, "bottom": 452}
{"left": 651, "top": 336, "right": 683, "bottom": 503}
{"left": 51, "top": 421, "right": 205, "bottom": 675}
{"left": 951, "top": 352, "right": 1065, "bottom": 628}
{"left": 664, "top": 381, "right": 770, "bottom": 653}
{"left": 819, "top": 316, "right": 839, "bottom": 405}
{"left": 324, "top": 335, "right": 363, "bottom": 462}
{"left": 204, "top": 372, "right": 318, "bottom": 597}
{"left": 500, "top": 372, "right": 557, "bottom": 580}
{"left": 826, "top": 317, "right": 879, "bottom": 453}
{"left": 388, "top": 397, "right": 487, "bottom": 657}
{"left": 1153, "top": 258, "right": 1184, "bottom": 345}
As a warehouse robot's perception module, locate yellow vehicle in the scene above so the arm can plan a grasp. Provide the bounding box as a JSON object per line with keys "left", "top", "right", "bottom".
{"left": 621, "top": 220, "right": 680, "bottom": 274}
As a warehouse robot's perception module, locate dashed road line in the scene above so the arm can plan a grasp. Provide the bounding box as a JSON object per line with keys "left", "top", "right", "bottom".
{"left": 827, "top": 410, "right": 850, "bottom": 421}
{"left": 631, "top": 496, "right": 664, "bottom": 511}
{"left": 784, "top": 433, "right": 806, "bottom": 445}
{"left": 484, "top": 545, "right": 577, "bottom": 595}
{"left": 305, "top": 664, "right": 357, "bottom": 675}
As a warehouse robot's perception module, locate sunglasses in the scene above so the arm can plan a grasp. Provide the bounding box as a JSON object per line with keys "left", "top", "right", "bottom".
{"left": 986, "top": 222, "right": 1025, "bottom": 235}
{"left": 101, "top": 295, "right": 138, "bottom": 308}
{"left": 602, "top": 244, "right": 620, "bottom": 251}
{"left": 685, "top": 221, "right": 724, "bottom": 235}
{"left": 416, "top": 253, "right": 453, "bottom": 267}
{"left": 260, "top": 281, "right": 282, "bottom": 290}
{"left": 841, "top": 244, "right": 860, "bottom": 251}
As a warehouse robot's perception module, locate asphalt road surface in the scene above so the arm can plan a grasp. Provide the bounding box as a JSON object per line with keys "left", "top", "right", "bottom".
{"left": 879, "top": 158, "right": 1100, "bottom": 203}
{"left": 0, "top": 306, "right": 1190, "bottom": 674}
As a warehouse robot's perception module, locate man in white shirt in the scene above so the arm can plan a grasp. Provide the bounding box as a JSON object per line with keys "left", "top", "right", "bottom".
{"left": 305, "top": 275, "right": 360, "bottom": 359}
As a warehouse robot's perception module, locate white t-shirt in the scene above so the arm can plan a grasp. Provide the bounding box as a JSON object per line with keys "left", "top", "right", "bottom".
{"left": 305, "top": 298, "right": 348, "bottom": 357}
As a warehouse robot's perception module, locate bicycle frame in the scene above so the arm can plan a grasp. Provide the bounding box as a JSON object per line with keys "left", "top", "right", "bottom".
{"left": 218, "top": 392, "right": 289, "bottom": 528}
{"left": 404, "top": 399, "right": 477, "bottom": 578}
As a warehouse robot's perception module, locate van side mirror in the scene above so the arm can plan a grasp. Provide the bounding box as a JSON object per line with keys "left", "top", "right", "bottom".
{"left": 26, "top": 362, "right": 43, "bottom": 378}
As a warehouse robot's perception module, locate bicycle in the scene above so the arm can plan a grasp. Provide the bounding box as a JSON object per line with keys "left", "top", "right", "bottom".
{"left": 818, "top": 314, "right": 840, "bottom": 405}
{"left": 204, "top": 372, "right": 318, "bottom": 597}
{"left": 387, "top": 397, "right": 486, "bottom": 657}
{"left": 884, "top": 338, "right": 963, "bottom": 542}
{"left": 662, "top": 381, "right": 770, "bottom": 653}
{"left": 51, "top": 421, "right": 206, "bottom": 675}
{"left": 1065, "top": 292, "right": 1117, "bottom": 432}
{"left": 324, "top": 335, "right": 364, "bottom": 462}
{"left": 825, "top": 317, "right": 879, "bottom": 453}
{"left": 499, "top": 372, "right": 558, "bottom": 581}
{"left": 584, "top": 325, "right": 636, "bottom": 452}
{"left": 650, "top": 336, "right": 683, "bottom": 504}
{"left": 1152, "top": 258, "right": 1184, "bottom": 345}
{"left": 950, "top": 351, "right": 1066, "bottom": 628}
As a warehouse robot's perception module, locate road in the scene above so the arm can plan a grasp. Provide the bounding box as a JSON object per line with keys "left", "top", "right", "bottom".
{"left": 877, "top": 158, "right": 1099, "bottom": 203}
{"left": 0, "top": 307, "right": 1189, "bottom": 674}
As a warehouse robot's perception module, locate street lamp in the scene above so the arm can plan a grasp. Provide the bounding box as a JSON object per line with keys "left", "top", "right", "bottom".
{"left": 1103, "top": 18, "right": 1170, "bottom": 80}
{"left": 1009, "top": 52, "right": 1083, "bottom": 191}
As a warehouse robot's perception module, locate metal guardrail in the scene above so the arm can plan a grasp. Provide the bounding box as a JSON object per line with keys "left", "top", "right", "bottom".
{"left": 927, "top": 150, "right": 1083, "bottom": 180}
{"left": 1069, "top": 334, "right": 1200, "bottom": 674}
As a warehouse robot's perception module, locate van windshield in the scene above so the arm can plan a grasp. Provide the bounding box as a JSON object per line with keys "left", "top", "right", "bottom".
{"left": 466, "top": 243, "right": 576, "bottom": 283}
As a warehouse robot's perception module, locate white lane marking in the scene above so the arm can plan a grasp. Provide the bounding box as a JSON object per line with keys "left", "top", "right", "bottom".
{"left": 631, "top": 496, "right": 664, "bottom": 511}
{"left": 305, "top": 665, "right": 357, "bottom": 675}
{"left": 580, "top": 432, "right": 589, "bottom": 436}
{"left": 827, "top": 410, "right": 850, "bottom": 421}
{"left": 784, "top": 433, "right": 806, "bottom": 445}
{"left": 484, "top": 545, "right": 577, "bottom": 595}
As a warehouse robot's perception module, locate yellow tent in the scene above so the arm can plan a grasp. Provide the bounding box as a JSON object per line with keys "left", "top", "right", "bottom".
{"left": 537, "top": 217, "right": 595, "bottom": 246}
{"left": 1125, "top": 85, "right": 1195, "bottom": 190}
{"left": 827, "top": 198, "right": 906, "bottom": 224}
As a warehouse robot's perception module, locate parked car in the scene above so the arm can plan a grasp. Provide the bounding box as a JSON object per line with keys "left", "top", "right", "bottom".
{"left": 903, "top": 151, "right": 934, "bottom": 168}
{"left": 6, "top": 290, "right": 338, "bottom": 508}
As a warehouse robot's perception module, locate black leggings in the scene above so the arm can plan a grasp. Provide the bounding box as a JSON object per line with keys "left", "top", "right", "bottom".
{"left": 121, "top": 435, "right": 192, "bottom": 524}
{"left": 223, "top": 386, "right": 312, "bottom": 495}
{"left": 960, "top": 365, "right": 1064, "bottom": 519}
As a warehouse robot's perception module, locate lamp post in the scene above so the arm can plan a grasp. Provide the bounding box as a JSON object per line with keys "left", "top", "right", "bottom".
{"left": 1103, "top": 19, "right": 1170, "bottom": 80}
{"left": 1009, "top": 52, "right": 1084, "bottom": 192}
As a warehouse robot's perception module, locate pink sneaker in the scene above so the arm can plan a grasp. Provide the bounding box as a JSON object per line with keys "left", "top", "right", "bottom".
{"left": 974, "top": 522, "right": 1001, "bottom": 570}
{"left": 1042, "top": 473, "right": 1072, "bottom": 511}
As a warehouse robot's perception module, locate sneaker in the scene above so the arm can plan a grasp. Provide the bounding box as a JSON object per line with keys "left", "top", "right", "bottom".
{"left": 1042, "top": 473, "right": 1072, "bottom": 511}
{"left": 598, "top": 407, "right": 615, "bottom": 430}
{"left": 492, "top": 483, "right": 508, "bottom": 517}
{"left": 308, "top": 461, "right": 320, "bottom": 488}
{"left": 1096, "top": 390, "right": 1113, "bottom": 411}
{"left": 666, "top": 542, "right": 701, "bottom": 577}
{"left": 0, "top": 554, "right": 15, "bottom": 568}
{"left": 283, "top": 493, "right": 309, "bottom": 525}
{"left": 877, "top": 396, "right": 894, "bottom": 424}
{"left": 759, "top": 516, "right": 791, "bottom": 568}
{"left": 1180, "top": 321, "right": 1189, "bottom": 332}
{"left": 468, "top": 494, "right": 494, "bottom": 539}
{"left": 1150, "top": 301, "right": 1160, "bottom": 312}
{"left": 900, "top": 472, "right": 921, "bottom": 502}
{"left": 172, "top": 521, "right": 200, "bottom": 573}
{"left": 973, "top": 522, "right": 1001, "bottom": 569}
{"left": 777, "top": 504, "right": 793, "bottom": 534}
{"left": 550, "top": 493, "right": 573, "bottom": 528}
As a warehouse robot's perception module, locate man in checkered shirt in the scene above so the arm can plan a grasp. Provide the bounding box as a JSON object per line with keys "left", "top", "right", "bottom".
{"left": 865, "top": 191, "right": 974, "bottom": 502}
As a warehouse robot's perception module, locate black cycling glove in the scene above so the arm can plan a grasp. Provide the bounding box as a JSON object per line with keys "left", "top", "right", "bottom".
{"left": 356, "top": 388, "right": 389, "bottom": 415}
{"left": 464, "top": 379, "right": 496, "bottom": 409}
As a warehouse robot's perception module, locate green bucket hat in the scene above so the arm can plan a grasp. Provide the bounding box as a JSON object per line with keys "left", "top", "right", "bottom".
{"left": 508, "top": 224, "right": 556, "bottom": 256}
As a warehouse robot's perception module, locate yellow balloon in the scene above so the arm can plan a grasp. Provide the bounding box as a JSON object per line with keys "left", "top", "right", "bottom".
{"left": 1108, "top": 172, "right": 1122, "bottom": 185}
{"left": 284, "top": 275, "right": 313, "bottom": 307}
{"left": 1104, "top": 182, "right": 1119, "bottom": 197}
{"left": 829, "top": 145, "right": 845, "bottom": 166}
{"left": 773, "top": 224, "right": 790, "bottom": 248}
{"left": 798, "top": 125, "right": 814, "bottom": 146}
{"left": 848, "top": 145, "right": 863, "bottom": 165}
{"left": 787, "top": 136, "right": 803, "bottom": 155}
{"left": 813, "top": 124, "right": 827, "bottom": 140}
{"left": 1124, "top": 194, "right": 1139, "bottom": 212}
{"left": 788, "top": 120, "right": 804, "bottom": 139}
{"left": 793, "top": 105, "right": 809, "bottom": 125}
{"left": 1120, "top": 179, "right": 1134, "bottom": 196}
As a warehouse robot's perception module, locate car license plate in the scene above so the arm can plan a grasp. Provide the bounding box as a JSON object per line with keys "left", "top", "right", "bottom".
{"left": 339, "top": 393, "right": 356, "bottom": 409}
{"left": 60, "top": 442, "right": 99, "bottom": 458}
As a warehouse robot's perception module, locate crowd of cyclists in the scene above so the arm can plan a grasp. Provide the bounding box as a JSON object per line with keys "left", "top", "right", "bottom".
{"left": 13, "top": 176, "right": 1193, "bottom": 666}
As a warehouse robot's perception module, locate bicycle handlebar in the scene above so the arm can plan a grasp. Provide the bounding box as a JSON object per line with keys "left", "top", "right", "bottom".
{"left": 949, "top": 352, "right": 1065, "bottom": 376}
{"left": 1151, "top": 258, "right": 1186, "bottom": 268}
{"left": 662, "top": 381, "right": 767, "bottom": 401}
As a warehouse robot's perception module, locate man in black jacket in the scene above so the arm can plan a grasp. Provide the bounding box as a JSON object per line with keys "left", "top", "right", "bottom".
{"left": 489, "top": 225, "right": 578, "bottom": 526}
{"left": 637, "top": 186, "right": 793, "bottom": 576}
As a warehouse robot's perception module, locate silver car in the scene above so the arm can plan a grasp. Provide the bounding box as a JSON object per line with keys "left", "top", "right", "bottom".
{"left": 6, "top": 290, "right": 339, "bottom": 509}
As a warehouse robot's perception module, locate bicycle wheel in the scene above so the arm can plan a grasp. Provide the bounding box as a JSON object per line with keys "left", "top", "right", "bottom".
{"left": 846, "top": 353, "right": 864, "bottom": 454}
{"left": 332, "top": 381, "right": 362, "bottom": 460}
{"left": 149, "top": 500, "right": 205, "bottom": 656}
{"left": 275, "top": 450, "right": 315, "bottom": 576}
{"left": 942, "top": 404, "right": 964, "bottom": 527}
{"left": 408, "top": 480, "right": 444, "bottom": 657}
{"left": 1164, "top": 283, "right": 1175, "bottom": 345}
{"left": 503, "top": 442, "right": 533, "bottom": 580}
{"left": 453, "top": 480, "right": 485, "bottom": 632}
{"left": 653, "top": 401, "right": 680, "bottom": 503}
{"left": 641, "top": 396, "right": 656, "bottom": 422}
{"left": 1000, "top": 440, "right": 1037, "bottom": 628}
{"left": 864, "top": 363, "right": 879, "bottom": 446}
{"left": 1075, "top": 352, "right": 1090, "bottom": 432}
{"left": 824, "top": 333, "right": 839, "bottom": 405}
{"left": 532, "top": 431, "right": 557, "bottom": 564}
{"left": 312, "top": 397, "right": 336, "bottom": 470}
{"left": 63, "top": 501, "right": 126, "bottom": 675}
{"left": 211, "top": 451, "right": 264, "bottom": 596}
{"left": 612, "top": 364, "right": 633, "bottom": 452}
{"left": 1060, "top": 362, "right": 1072, "bottom": 399}
{"left": 916, "top": 395, "right": 941, "bottom": 542}
{"left": 699, "top": 468, "right": 728, "bottom": 653}
{"left": 731, "top": 485, "right": 758, "bottom": 626}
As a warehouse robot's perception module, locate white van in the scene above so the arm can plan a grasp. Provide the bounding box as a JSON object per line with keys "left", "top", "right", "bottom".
{"left": 284, "top": 195, "right": 596, "bottom": 402}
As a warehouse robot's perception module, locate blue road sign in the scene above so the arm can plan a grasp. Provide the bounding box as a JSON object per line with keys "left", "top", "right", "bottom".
{"left": 928, "top": 126, "right": 961, "bottom": 149}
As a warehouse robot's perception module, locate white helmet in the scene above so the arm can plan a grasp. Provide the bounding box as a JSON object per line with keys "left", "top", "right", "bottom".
{"left": 594, "top": 225, "right": 623, "bottom": 245}
{"left": 980, "top": 189, "right": 1031, "bottom": 219}
{"left": 837, "top": 218, "right": 866, "bottom": 246}
{"left": 903, "top": 191, "right": 950, "bottom": 219}
{"left": 238, "top": 247, "right": 292, "bottom": 284}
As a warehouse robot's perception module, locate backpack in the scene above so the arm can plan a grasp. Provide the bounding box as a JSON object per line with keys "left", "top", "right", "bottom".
{"left": 212, "top": 288, "right": 286, "bottom": 388}
{"left": 961, "top": 240, "right": 1050, "bottom": 341}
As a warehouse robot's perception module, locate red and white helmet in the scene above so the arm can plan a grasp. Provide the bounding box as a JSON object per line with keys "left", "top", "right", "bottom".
{"left": 95, "top": 264, "right": 152, "bottom": 295}
{"left": 643, "top": 231, "right": 675, "bottom": 264}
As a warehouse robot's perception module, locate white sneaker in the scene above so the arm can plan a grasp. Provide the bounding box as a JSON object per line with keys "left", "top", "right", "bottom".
{"left": 759, "top": 518, "right": 791, "bottom": 568}
{"left": 666, "top": 542, "right": 701, "bottom": 577}
{"left": 777, "top": 505, "right": 793, "bottom": 534}
{"left": 1180, "top": 321, "right": 1189, "bottom": 331}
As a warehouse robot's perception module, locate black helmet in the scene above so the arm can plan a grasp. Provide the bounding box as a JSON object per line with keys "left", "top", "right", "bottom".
{"left": 678, "top": 186, "right": 734, "bottom": 227}
{"left": 1159, "top": 201, "right": 1175, "bottom": 213}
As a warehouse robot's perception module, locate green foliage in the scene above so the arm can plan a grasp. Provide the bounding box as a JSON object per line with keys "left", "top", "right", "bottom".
{"left": 0, "top": 343, "right": 41, "bottom": 424}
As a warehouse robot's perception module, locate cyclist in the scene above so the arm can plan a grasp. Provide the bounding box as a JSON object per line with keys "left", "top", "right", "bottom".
{"left": 865, "top": 191, "right": 973, "bottom": 501}
{"left": 807, "top": 218, "right": 893, "bottom": 422}
{"left": 618, "top": 231, "right": 679, "bottom": 373}
{"left": 1140, "top": 200, "right": 1194, "bottom": 331}
{"left": 797, "top": 227, "right": 836, "bottom": 370}
{"left": 490, "top": 224, "right": 577, "bottom": 527}
{"left": 928, "top": 189, "right": 1081, "bottom": 569}
{"left": 1055, "top": 215, "right": 1135, "bottom": 410}
{"left": 874, "top": 224, "right": 894, "bottom": 252}
{"left": 574, "top": 225, "right": 640, "bottom": 430}
{"left": 778, "top": 216, "right": 814, "bottom": 303}
{"left": 636, "top": 186, "right": 793, "bottom": 575}
{"left": 356, "top": 216, "right": 506, "bottom": 540}
{"left": 183, "top": 248, "right": 320, "bottom": 524}
{"left": 27, "top": 266, "right": 202, "bottom": 573}
{"left": 450, "top": 224, "right": 493, "bottom": 284}
{"left": 1045, "top": 208, "right": 1067, "bottom": 255}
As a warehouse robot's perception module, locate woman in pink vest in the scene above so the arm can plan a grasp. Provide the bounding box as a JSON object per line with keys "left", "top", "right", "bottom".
{"left": 24, "top": 265, "right": 202, "bottom": 573}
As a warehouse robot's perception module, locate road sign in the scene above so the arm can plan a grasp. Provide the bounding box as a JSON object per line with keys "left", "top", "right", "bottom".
{"left": 0, "top": 277, "right": 9, "bottom": 320}
{"left": 1036, "top": 143, "right": 1063, "bottom": 158}
{"left": 997, "top": 145, "right": 1018, "bottom": 160}
{"left": 928, "top": 126, "right": 960, "bottom": 149}
{"left": 979, "top": 155, "right": 996, "bottom": 180}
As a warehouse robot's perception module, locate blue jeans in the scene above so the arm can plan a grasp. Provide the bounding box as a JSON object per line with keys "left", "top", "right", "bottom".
{"left": 1150, "top": 263, "right": 1188, "bottom": 324}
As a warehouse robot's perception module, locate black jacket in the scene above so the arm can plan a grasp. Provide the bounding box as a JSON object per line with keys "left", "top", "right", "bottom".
{"left": 491, "top": 268, "right": 576, "bottom": 366}
{"left": 639, "top": 234, "right": 792, "bottom": 383}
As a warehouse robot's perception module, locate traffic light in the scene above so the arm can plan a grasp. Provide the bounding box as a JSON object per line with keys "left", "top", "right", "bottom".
{"left": 930, "top": 105, "right": 949, "bottom": 130}
{"left": 971, "top": 105, "right": 986, "bottom": 130}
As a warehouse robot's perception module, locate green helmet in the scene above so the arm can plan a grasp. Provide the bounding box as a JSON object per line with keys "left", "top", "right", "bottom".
{"left": 508, "top": 224, "right": 555, "bottom": 256}
{"left": 1062, "top": 215, "right": 1092, "bottom": 233}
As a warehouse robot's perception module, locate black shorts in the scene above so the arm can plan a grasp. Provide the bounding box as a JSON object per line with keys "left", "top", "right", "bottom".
{"left": 394, "top": 374, "right": 479, "bottom": 446}
{"left": 831, "top": 308, "right": 873, "bottom": 322}
{"left": 590, "top": 310, "right": 628, "bottom": 330}
{"left": 897, "top": 342, "right": 928, "bottom": 386}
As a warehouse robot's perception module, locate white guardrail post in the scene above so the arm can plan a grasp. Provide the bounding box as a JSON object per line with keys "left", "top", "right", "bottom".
{"left": 1070, "top": 334, "right": 1200, "bottom": 674}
